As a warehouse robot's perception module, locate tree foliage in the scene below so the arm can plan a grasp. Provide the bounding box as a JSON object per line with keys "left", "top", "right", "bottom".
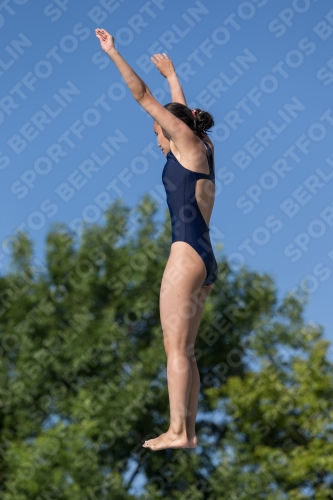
{"left": 0, "top": 195, "right": 332, "bottom": 499}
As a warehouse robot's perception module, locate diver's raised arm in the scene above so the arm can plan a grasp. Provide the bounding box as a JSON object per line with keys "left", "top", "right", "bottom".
{"left": 95, "top": 28, "right": 200, "bottom": 155}
{"left": 151, "top": 53, "right": 187, "bottom": 106}
{"left": 95, "top": 28, "right": 153, "bottom": 100}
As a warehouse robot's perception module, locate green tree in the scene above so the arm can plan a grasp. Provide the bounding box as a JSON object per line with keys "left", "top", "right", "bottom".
{"left": 0, "top": 194, "right": 332, "bottom": 499}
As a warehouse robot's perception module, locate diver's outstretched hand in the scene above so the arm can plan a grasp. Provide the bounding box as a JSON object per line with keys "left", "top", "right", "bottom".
{"left": 151, "top": 53, "right": 175, "bottom": 78}
{"left": 95, "top": 28, "right": 115, "bottom": 53}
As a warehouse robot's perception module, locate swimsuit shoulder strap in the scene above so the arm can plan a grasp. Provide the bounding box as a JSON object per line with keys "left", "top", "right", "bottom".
{"left": 203, "top": 141, "right": 214, "bottom": 177}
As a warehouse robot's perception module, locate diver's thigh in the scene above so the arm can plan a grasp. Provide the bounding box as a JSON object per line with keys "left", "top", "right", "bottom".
{"left": 159, "top": 243, "right": 206, "bottom": 351}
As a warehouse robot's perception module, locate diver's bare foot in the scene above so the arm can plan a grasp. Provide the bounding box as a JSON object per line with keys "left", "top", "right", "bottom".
{"left": 142, "top": 430, "right": 198, "bottom": 451}
{"left": 187, "top": 435, "right": 198, "bottom": 448}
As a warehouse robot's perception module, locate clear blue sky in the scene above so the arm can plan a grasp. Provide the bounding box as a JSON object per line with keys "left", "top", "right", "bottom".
{"left": 1, "top": 0, "right": 333, "bottom": 357}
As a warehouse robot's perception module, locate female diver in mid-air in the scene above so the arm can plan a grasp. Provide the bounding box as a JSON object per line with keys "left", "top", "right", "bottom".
{"left": 96, "top": 29, "right": 218, "bottom": 451}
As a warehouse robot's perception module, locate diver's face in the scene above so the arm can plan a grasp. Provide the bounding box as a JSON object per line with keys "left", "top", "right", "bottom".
{"left": 153, "top": 122, "right": 170, "bottom": 156}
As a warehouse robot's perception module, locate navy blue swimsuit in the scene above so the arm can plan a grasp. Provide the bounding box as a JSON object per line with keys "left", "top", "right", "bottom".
{"left": 162, "top": 141, "right": 218, "bottom": 287}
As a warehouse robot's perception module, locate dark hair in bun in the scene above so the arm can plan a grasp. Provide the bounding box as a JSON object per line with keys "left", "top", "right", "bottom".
{"left": 164, "top": 103, "right": 214, "bottom": 139}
